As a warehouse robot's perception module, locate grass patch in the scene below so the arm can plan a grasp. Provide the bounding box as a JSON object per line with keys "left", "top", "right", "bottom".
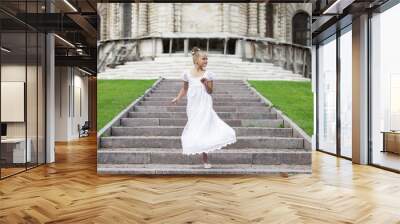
{"left": 248, "top": 80, "right": 313, "bottom": 136}
{"left": 97, "top": 79, "right": 157, "bottom": 130}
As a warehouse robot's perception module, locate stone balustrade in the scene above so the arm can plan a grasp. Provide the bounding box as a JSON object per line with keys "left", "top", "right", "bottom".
{"left": 98, "top": 36, "right": 311, "bottom": 78}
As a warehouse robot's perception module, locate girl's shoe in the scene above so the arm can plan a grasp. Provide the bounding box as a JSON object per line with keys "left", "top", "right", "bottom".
{"left": 203, "top": 163, "right": 212, "bottom": 169}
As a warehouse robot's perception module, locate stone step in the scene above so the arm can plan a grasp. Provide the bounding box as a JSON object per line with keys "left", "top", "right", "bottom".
{"left": 96, "top": 78, "right": 310, "bottom": 175}
{"left": 152, "top": 89, "right": 252, "bottom": 94}
{"left": 157, "top": 82, "right": 248, "bottom": 86}
{"left": 125, "top": 61, "right": 244, "bottom": 66}
{"left": 104, "top": 65, "right": 283, "bottom": 72}
{"left": 109, "top": 69, "right": 288, "bottom": 75}
{"left": 97, "top": 164, "right": 312, "bottom": 175}
{"left": 102, "top": 68, "right": 291, "bottom": 76}
{"left": 132, "top": 105, "right": 271, "bottom": 113}
{"left": 147, "top": 92, "right": 256, "bottom": 97}
{"left": 98, "top": 74, "right": 309, "bottom": 81}
{"left": 111, "top": 126, "right": 293, "bottom": 137}
{"left": 143, "top": 96, "right": 262, "bottom": 102}
{"left": 155, "top": 87, "right": 250, "bottom": 91}
{"left": 120, "top": 118, "right": 283, "bottom": 128}
{"left": 157, "top": 81, "right": 248, "bottom": 85}
{"left": 117, "top": 62, "right": 291, "bottom": 68}
{"left": 154, "top": 87, "right": 251, "bottom": 91}
{"left": 153, "top": 56, "right": 244, "bottom": 62}
{"left": 156, "top": 82, "right": 248, "bottom": 85}
{"left": 155, "top": 86, "right": 251, "bottom": 90}
{"left": 100, "top": 136, "right": 304, "bottom": 149}
{"left": 114, "top": 66, "right": 271, "bottom": 70}
{"left": 138, "top": 100, "right": 267, "bottom": 107}
{"left": 128, "top": 112, "right": 277, "bottom": 119}
{"left": 97, "top": 148, "right": 311, "bottom": 165}
{"left": 162, "top": 80, "right": 244, "bottom": 84}
{"left": 124, "top": 61, "right": 270, "bottom": 66}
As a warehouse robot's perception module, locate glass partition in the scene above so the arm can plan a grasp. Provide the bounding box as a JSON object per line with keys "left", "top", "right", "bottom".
{"left": 317, "top": 35, "right": 337, "bottom": 154}
{"left": 370, "top": 3, "right": 400, "bottom": 171}
{"left": 1, "top": 31, "right": 28, "bottom": 178}
{"left": 0, "top": 1, "right": 46, "bottom": 179}
{"left": 339, "top": 26, "right": 352, "bottom": 158}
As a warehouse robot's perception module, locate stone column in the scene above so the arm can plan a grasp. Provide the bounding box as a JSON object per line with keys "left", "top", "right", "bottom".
{"left": 169, "top": 38, "right": 173, "bottom": 56}
{"left": 184, "top": 39, "right": 188, "bottom": 57}
{"left": 109, "top": 3, "right": 121, "bottom": 39}
{"left": 248, "top": 3, "right": 258, "bottom": 36}
{"left": 252, "top": 41, "right": 256, "bottom": 62}
{"left": 98, "top": 4, "right": 108, "bottom": 40}
{"left": 258, "top": 2, "right": 266, "bottom": 37}
{"left": 152, "top": 38, "right": 156, "bottom": 59}
{"left": 121, "top": 3, "right": 132, "bottom": 38}
{"left": 265, "top": 3, "right": 274, "bottom": 38}
{"left": 138, "top": 3, "right": 148, "bottom": 36}
{"left": 241, "top": 39, "right": 246, "bottom": 60}
{"left": 173, "top": 3, "right": 182, "bottom": 32}
{"left": 224, "top": 38, "right": 228, "bottom": 55}
{"left": 115, "top": 3, "right": 122, "bottom": 39}
{"left": 132, "top": 2, "right": 148, "bottom": 37}
{"left": 222, "top": 3, "right": 231, "bottom": 32}
{"left": 131, "top": 3, "right": 137, "bottom": 37}
{"left": 107, "top": 4, "right": 113, "bottom": 39}
{"left": 237, "top": 3, "right": 248, "bottom": 36}
{"left": 273, "top": 4, "right": 287, "bottom": 42}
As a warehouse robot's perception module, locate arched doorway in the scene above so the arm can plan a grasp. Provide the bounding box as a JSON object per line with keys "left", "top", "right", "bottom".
{"left": 292, "top": 12, "right": 311, "bottom": 46}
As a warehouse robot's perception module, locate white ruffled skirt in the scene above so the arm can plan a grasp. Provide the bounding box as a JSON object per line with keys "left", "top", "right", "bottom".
{"left": 181, "top": 84, "right": 237, "bottom": 155}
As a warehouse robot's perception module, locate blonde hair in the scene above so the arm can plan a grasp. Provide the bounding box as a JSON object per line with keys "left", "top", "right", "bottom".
{"left": 191, "top": 46, "right": 206, "bottom": 64}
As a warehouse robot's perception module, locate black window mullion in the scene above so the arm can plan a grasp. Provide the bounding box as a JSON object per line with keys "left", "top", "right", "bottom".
{"left": 25, "top": 0, "right": 28, "bottom": 171}
{"left": 336, "top": 27, "right": 341, "bottom": 157}
{"left": 367, "top": 10, "right": 373, "bottom": 165}
{"left": 36, "top": 0, "right": 39, "bottom": 167}
{"left": 0, "top": 25, "right": 2, "bottom": 179}
{"left": 316, "top": 44, "right": 320, "bottom": 151}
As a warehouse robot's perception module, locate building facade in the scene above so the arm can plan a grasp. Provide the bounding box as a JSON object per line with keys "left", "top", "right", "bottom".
{"left": 97, "top": 3, "right": 312, "bottom": 78}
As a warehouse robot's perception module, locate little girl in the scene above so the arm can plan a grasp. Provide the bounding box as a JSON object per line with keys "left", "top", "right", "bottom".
{"left": 171, "top": 47, "right": 237, "bottom": 169}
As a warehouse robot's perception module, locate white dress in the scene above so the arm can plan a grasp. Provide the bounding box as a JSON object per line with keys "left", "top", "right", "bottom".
{"left": 180, "top": 69, "right": 237, "bottom": 155}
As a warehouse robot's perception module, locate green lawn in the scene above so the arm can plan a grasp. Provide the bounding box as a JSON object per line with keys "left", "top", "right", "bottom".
{"left": 248, "top": 80, "right": 313, "bottom": 136}
{"left": 97, "top": 79, "right": 157, "bottom": 130}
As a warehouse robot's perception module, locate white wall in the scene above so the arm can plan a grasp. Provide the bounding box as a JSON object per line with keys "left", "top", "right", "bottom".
{"left": 55, "top": 67, "right": 89, "bottom": 141}
{"left": 55, "top": 66, "right": 69, "bottom": 141}
{"left": 1, "top": 64, "right": 33, "bottom": 138}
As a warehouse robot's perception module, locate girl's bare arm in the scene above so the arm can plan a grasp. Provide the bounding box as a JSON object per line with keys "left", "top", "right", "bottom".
{"left": 176, "top": 81, "right": 189, "bottom": 100}
{"left": 201, "top": 78, "right": 213, "bottom": 94}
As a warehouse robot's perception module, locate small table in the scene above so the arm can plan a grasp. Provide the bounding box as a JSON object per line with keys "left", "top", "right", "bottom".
{"left": 381, "top": 131, "right": 400, "bottom": 155}
{"left": 1, "top": 138, "right": 32, "bottom": 163}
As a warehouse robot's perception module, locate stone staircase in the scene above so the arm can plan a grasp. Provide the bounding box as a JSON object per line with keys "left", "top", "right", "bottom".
{"left": 98, "top": 55, "right": 310, "bottom": 81}
{"left": 97, "top": 79, "right": 312, "bottom": 175}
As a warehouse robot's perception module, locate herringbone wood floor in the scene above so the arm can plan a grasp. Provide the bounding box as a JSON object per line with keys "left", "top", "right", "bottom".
{"left": 1, "top": 134, "right": 400, "bottom": 224}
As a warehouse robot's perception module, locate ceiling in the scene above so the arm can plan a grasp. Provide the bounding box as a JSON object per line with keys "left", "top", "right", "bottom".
{"left": 311, "top": 0, "right": 390, "bottom": 43}
{"left": 0, "top": 0, "right": 97, "bottom": 74}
